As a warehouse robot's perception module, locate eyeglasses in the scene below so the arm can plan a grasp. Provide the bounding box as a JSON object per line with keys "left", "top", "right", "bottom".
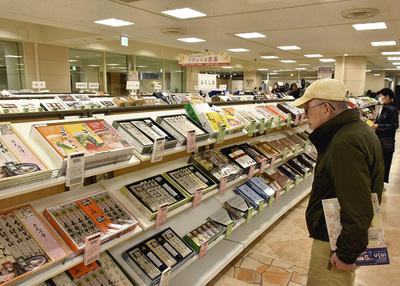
{"left": 304, "top": 102, "right": 336, "bottom": 115}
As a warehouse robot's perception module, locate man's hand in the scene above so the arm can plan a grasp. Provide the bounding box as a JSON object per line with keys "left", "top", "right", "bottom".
{"left": 372, "top": 124, "right": 378, "bottom": 130}
{"left": 330, "top": 253, "right": 357, "bottom": 271}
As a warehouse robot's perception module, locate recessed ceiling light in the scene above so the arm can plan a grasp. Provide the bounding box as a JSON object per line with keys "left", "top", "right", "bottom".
{"left": 371, "top": 41, "right": 396, "bottom": 46}
{"left": 298, "top": 64, "right": 310, "bottom": 66}
{"left": 222, "top": 66, "right": 233, "bottom": 69}
{"left": 397, "top": 66, "right": 400, "bottom": 69}
{"left": 366, "top": 70, "right": 371, "bottom": 72}
{"left": 344, "top": 54, "right": 349, "bottom": 56}
{"left": 374, "top": 73, "right": 381, "bottom": 76}
{"left": 295, "top": 68, "right": 307, "bottom": 70}
{"left": 88, "top": 64, "right": 100, "bottom": 67}
{"left": 94, "top": 18, "right": 134, "bottom": 27}
{"left": 392, "top": 62, "right": 400, "bottom": 65}
{"left": 382, "top": 51, "right": 400, "bottom": 55}
{"left": 319, "top": 58, "right": 336, "bottom": 62}
{"left": 69, "top": 60, "right": 78, "bottom": 62}
{"left": 162, "top": 8, "right": 206, "bottom": 19}
{"left": 235, "top": 32, "right": 266, "bottom": 39}
{"left": 260, "top": 56, "right": 278, "bottom": 59}
{"left": 178, "top": 38, "right": 206, "bottom": 43}
{"left": 304, "top": 54, "right": 323, "bottom": 58}
{"left": 278, "top": 46, "right": 301, "bottom": 50}
{"left": 353, "top": 22, "right": 387, "bottom": 30}
{"left": 257, "top": 68, "right": 269, "bottom": 71}
{"left": 4, "top": 55, "right": 22, "bottom": 58}
{"left": 388, "top": 57, "right": 400, "bottom": 61}
{"left": 280, "top": 60, "right": 296, "bottom": 63}
{"left": 228, "top": 48, "right": 250, "bottom": 52}
{"left": 107, "top": 63, "right": 120, "bottom": 66}
{"left": 269, "top": 72, "right": 278, "bottom": 75}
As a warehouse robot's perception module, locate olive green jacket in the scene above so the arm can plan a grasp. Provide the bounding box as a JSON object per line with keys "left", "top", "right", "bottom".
{"left": 307, "top": 108, "right": 384, "bottom": 264}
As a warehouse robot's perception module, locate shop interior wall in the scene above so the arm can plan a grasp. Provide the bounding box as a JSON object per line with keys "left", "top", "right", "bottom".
{"left": 365, "top": 72, "right": 386, "bottom": 94}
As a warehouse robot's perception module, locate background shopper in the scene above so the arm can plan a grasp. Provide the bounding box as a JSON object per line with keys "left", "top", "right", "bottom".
{"left": 291, "top": 79, "right": 384, "bottom": 285}
{"left": 372, "top": 88, "right": 399, "bottom": 183}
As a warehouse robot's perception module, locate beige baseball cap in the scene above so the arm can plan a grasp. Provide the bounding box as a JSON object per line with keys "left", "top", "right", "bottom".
{"left": 291, "top": 78, "right": 349, "bottom": 107}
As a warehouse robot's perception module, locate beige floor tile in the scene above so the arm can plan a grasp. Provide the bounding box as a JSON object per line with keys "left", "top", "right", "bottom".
{"left": 291, "top": 265, "right": 308, "bottom": 275}
{"left": 207, "top": 273, "right": 256, "bottom": 286}
{"left": 234, "top": 268, "right": 261, "bottom": 284}
{"left": 262, "top": 266, "right": 292, "bottom": 285}
{"left": 248, "top": 253, "right": 274, "bottom": 265}
{"left": 271, "top": 259, "right": 294, "bottom": 269}
{"left": 291, "top": 271, "right": 308, "bottom": 285}
{"left": 260, "top": 219, "right": 309, "bottom": 243}
{"left": 240, "top": 256, "right": 264, "bottom": 270}
{"left": 267, "top": 239, "right": 312, "bottom": 268}
{"left": 230, "top": 255, "right": 244, "bottom": 267}
{"left": 288, "top": 282, "right": 305, "bottom": 286}
{"left": 257, "top": 264, "right": 269, "bottom": 273}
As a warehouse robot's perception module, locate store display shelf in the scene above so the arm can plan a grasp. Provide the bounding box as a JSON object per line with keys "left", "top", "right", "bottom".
{"left": 15, "top": 183, "right": 143, "bottom": 286}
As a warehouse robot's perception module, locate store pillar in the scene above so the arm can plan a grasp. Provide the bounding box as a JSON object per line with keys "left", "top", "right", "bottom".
{"left": 334, "top": 56, "right": 367, "bottom": 96}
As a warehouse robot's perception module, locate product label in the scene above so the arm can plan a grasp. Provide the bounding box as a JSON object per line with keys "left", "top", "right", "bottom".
{"left": 270, "top": 154, "right": 277, "bottom": 169}
{"left": 275, "top": 189, "right": 281, "bottom": 201}
{"left": 192, "top": 187, "right": 204, "bottom": 208}
{"left": 225, "top": 220, "right": 234, "bottom": 239}
{"left": 300, "top": 113, "right": 305, "bottom": 124}
{"left": 286, "top": 180, "right": 291, "bottom": 192}
{"left": 159, "top": 267, "right": 171, "bottom": 286}
{"left": 294, "top": 144, "right": 300, "bottom": 156}
{"left": 198, "top": 240, "right": 209, "bottom": 260}
{"left": 283, "top": 148, "right": 289, "bottom": 161}
{"left": 266, "top": 118, "right": 273, "bottom": 132}
{"left": 295, "top": 175, "right": 300, "bottom": 187}
{"left": 247, "top": 164, "right": 256, "bottom": 179}
{"left": 294, "top": 114, "right": 300, "bottom": 125}
{"left": 259, "top": 118, "right": 266, "bottom": 134}
{"left": 248, "top": 120, "right": 256, "bottom": 137}
{"left": 151, "top": 137, "right": 165, "bottom": 163}
{"left": 276, "top": 116, "right": 282, "bottom": 129}
{"left": 83, "top": 232, "right": 101, "bottom": 266}
{"left": 286, "top": 113, "right": 291, "bottom": 126}
{"left": 246, "top": 207, "right": 253, "bottom": 223}
{"left": 305, "top": 140, "right": 310, "bottom": 152}
{"left": 304, "top": 170, "right": 309, "bottom": 181}
{"left": 218, "top": 175, "right": 228, "bottom": 194}
{"left": 155, "top": 203, "right": 169, "bottom": 229}
{"left": 187, "top": 130, "right": 196, "bottom": 153}
{"left": 268, "top": 196, "right": 274, "bottom": 207}
{"left": 258, "top": 199, "right": 264, "bottom": 214}
{"left": 66, "top": 152, "right": 85, "bottom": 187}
{"left": 216, "top": 124, "right": 226, "bottom": 144}
{"left": 259, "top": 158, "right": 267, "bottom": 173}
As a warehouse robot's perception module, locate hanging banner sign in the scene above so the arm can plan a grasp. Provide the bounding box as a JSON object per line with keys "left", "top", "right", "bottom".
{"left": 318, "top": 67, "right": 333, "bottom": 80}
{"left": 179, "top": 52, "right": 230, "bottom": 66}
{"left": 198, "top": 74, "right": 217, "bottom": 90}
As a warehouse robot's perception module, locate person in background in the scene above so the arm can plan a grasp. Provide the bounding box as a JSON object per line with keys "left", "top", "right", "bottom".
{"left": 372, "top": 88, "right": 399, "bottom": 183}
{"left": 291, "top": 79, "right": 384, "bottom": 286}
{"left": 272, "top": 83, "right": 280, "bottom": 94}
{"left": 289, "top": 83, "right": 300, "bottom": 98}
{"left": 365, "top": 89, "right": 372, "bottom": 97}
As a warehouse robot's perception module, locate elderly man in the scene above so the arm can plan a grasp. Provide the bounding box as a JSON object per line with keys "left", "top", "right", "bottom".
{"left": 291, "top": 79, "right": 384, "bottom": 285}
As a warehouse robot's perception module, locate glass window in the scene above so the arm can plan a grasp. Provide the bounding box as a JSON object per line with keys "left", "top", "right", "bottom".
{"left": 69, "top": 49, "right": 103, "bottom": 92}
{"left": 0, "top": 40, "right": 25, "bottom": 91}
{"left": 135, "top": 56, "right": 162, "bottom": 93}
{"left": 164, "top": 59, "right": 185, "bottom": 92}
{"left": 106, "top": 53, "right": 129, "bottom": 95}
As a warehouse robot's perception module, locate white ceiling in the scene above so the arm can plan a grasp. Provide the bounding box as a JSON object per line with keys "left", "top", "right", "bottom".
{"left": 1, "top": 0, "right": 400, "bottom": 76}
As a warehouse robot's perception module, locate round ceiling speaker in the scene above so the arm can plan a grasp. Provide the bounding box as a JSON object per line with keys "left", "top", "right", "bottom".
{"left": 341, "top": 8, "right": 378, "bottom": 19}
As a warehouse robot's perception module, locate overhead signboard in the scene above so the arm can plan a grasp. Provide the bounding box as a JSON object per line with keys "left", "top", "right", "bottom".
{"left": 179, "top": 52, "right": 230, "bottom": 66}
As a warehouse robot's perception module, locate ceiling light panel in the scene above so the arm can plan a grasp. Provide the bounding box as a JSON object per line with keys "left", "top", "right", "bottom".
{"left": 228, "top": 48, "right": 249, "bottom": 52}
{"left": 388, "top": 57, "right": 400, "bottom": 61}
{"left": 381, "top": 51, "right": 400, "bottom": 55}
{"left": 178, "top": 38, "right": 206, "bottom": 43}
{"left": 235, "top": 32, "right": 266, "bottom": 39}
{"left": 278, "top": 46, "right": 301, "bottom": 50}
{"left": 257, "top": 68, "right": 269, "bottom": 71}
{"left": 162, "top": 8, "right": 206, "bottom": 19}
{"left": 260, "top": 56, "right": 278, "bottom": 59}
{"left": 222, "top": 66, "right": 233, "bottom": 69}
{"left": 280, "top": 60, "right": 296, "bottom": 63}
{"left": 392, "top": 62, "right": 400, "bottom": 65}
{"left": 295, "top": 68, "right": 307, "bottom": 70}
{"left": 94, "top": 18, "right": 134, "bottom": 27}
{"left": 371, "top": 41, "right": 396, "bottom": 46}
{"left": 353, "top": 22, "right": 387, "bottom": 30}
{"left": 304, "top": 54, "right": 323, "bottom": 58}
{"left": 319, "top": 58, "right": 335, "bottom": 62}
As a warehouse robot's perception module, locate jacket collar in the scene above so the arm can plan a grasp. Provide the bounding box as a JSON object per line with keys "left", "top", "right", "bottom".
{"left": 309, "top": 108, "right": 360, "bottom": 152}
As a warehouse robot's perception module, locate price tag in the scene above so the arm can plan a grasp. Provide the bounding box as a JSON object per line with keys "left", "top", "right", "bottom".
{"left": 198, "top": 240, "right": 209, "bottom": 260}
{"left": 192, "top": 187, "right": 204, "bottom": 208}
{"left": 283, "top": 148, "right": 289, "bottom": 161}
{"left": 73, "top": 105, "right": 78, "bottom": 110}
{"left": 76, "top": 82, "right": 88, "bottom": 89}
{"left": 155, "top": 84, "right": 162, "bottom": 90}
{"left": 270, "top": 154, "right": 277, "bottom": 169}
{"left": 276, "top": 116, "right": 282, "bottom": 129}
{"left": 83, "top": 232, "right": 101, "bottom": 265}
{"left": 0, "top": 272, "right": 15, "bottom": 282}
{"left": 248, "top": 120, "right": 256, "bottom": 137}
{"left": 247, "top": 164, "right": 256, "bottom": 179}
{"left": 225, "top": 220, "right": 234, "bottom": 239}
{"left": 258, "top": 199, "right": 264, "bottom": 214}
{"left": 126, "top": 81, "right": 140, "bottom": 90}
{"left": 286, "top": 113, "right": 292, "bottom": 126}
{"left": 218, "top": 175, "right": 228, "bottom": 194}
{"left": 294, "top": 144, "right": 300, "bottom": 156}
{"left": 151, "top": 137, "right": 165, "bottom": 163}
{"left": 259, "top": 158, "right": 267, "bottom": 173}
{"left": 38, "top": 107, "right": 44, "bottom": 112}
{"left": 246, "top": 207, "right": 253, "bottom": 223}
{"left": 275, "top": 189, "right": 281, "bottom": 201}
{"left": 89, "top": 82, "right": 99, "bottom": 89}
{"left": 3, "top": 109, "right": 9, "bottom": 114}
{"left": 259, "top": 117, "right": 266, "bottom": 134}
{"left": 216, "top": 124, "right": 226, "bottom": 144}
{"left": 23, "top": 108, "right": 29, "bottom": 113}
{"left": 285, "top": 180, "right": 291, "bottom": 192}
{"left": 159, "top": 267, "right": 171, "bottom": 286}
{"left": 304, "top": 170, "right": 309, "bottom": 181}
{"left": 300, "top": 113, "right": 305, "bottom": 124}
{"left": 295, "top": 175, "right": 300, "bottom": 187}
{"left": 66, "top": 152, "right": 85, "bottom": 187}
{"left": 268, "top": 196, "right": 274, "bottom": 207}
{"left": 266, "top": 118, "right": 273, "bottom": 132}
{"left": 155, "top": 203, "right": 169, "bottom": 228}
{"left": 294, "top": 114, "right": 300, "bottom": 125}
{"left": 186, "top": 130, "right": 196, "bottom": 153}
{"left": 305, "top": 140, "right": 310, "bottom": 152}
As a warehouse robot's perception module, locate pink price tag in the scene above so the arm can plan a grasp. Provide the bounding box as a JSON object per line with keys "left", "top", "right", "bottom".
{"left": 155, "top": 203, "right": 169, "bottom": 228}
{"left": 275, "top": 189, "right": 281, "bottom": 201}
{"left": 0, "top": 273, "right": 15, "bottom": 282}
{"left": 186, "top": 130, "right": 196, "bottom": 153}
{"left": 192, "top": 187, "right": 204, "bottom": 208}
{"left": 247, "top": 164, "right": 256, "bottom": 179}
{"left": 219, "top": 175, "right": 228, "bottom": 194}
{"left": 198, "top": 239, "right": 209, "bottom": 260}
{"left": 84, "top": 232, "right": 101, "bottom": 266}
{"left": 270, "top": 154, "right": 277, "bottom": 169}
{"left": 294, "top": 114, "right": 300, "bottom": 125}
{"left": 300, "top": 113, "right": 305, "bottom": 124}
{"left": 259, "top": 158, "right": 267, "bottom": 173}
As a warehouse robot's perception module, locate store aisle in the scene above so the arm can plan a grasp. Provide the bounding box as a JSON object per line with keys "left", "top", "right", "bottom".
{"left": 207, "top": 128, "right": 400, "bottom": 286}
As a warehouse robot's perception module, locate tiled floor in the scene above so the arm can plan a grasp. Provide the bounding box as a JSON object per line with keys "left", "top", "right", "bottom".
{"left": 207, "top": 128, "right": 400, "bottom": 286}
